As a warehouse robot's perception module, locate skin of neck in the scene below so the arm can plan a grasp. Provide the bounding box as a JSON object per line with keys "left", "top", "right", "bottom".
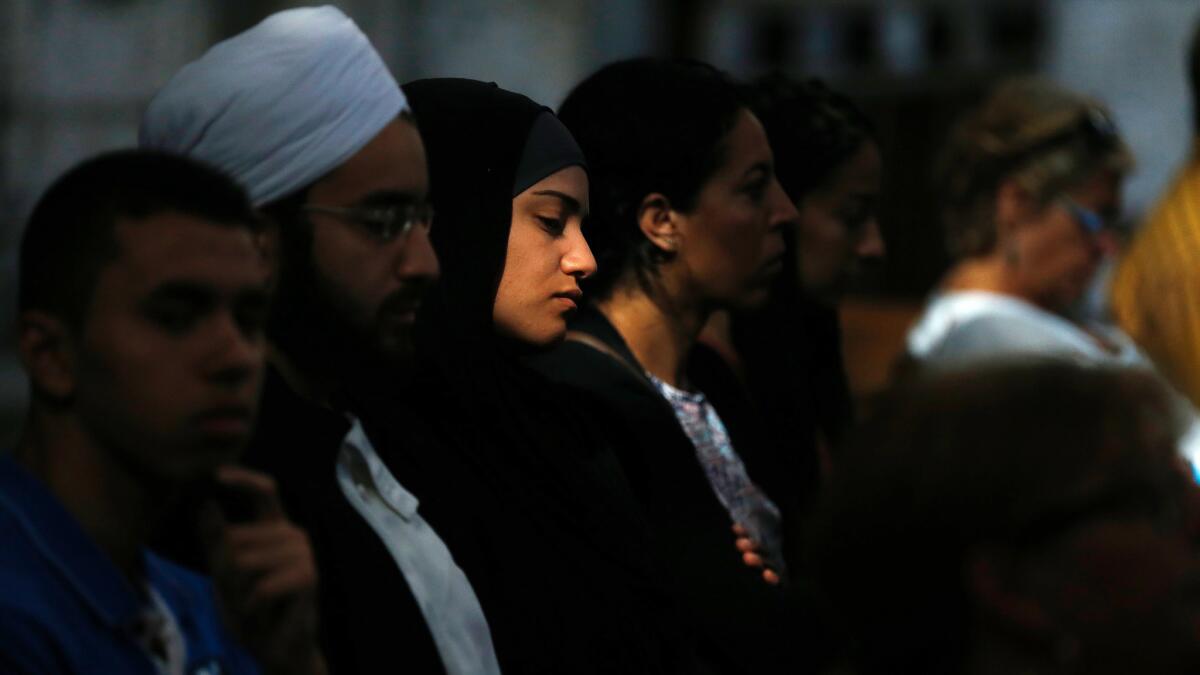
{"left": 596, "top": 271, "right": 710, "bottom": 388}
{"left": 13, "top": 404, "right": 158, "bottom": 584}
{"left": 942, "top": 254, "right": 1028, "bottom": 301}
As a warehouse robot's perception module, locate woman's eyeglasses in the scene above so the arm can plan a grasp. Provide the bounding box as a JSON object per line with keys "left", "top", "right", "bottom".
{"left": 1059, "top": 196, "right": 1106, "bottom": 236}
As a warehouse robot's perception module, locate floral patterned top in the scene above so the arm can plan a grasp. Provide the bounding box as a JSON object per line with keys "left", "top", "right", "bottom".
{"left": 648, "top": 372, "right": 787, "bottom": 575}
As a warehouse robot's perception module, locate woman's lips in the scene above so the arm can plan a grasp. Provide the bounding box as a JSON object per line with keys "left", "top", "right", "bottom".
{"left": 553, "top": 290, "right": 582, "bottom": 311}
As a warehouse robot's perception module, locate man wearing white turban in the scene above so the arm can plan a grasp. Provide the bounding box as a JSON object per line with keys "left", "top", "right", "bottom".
{"left": 141, "top": 7, "right": 499, "bottom": 675}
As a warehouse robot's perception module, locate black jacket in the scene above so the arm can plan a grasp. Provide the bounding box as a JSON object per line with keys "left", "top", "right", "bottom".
{"left": 530, "top": 305, "right": 821, "bottom": 675}
{"left": 242, "top": 368, "right": 447, "bottom": 675}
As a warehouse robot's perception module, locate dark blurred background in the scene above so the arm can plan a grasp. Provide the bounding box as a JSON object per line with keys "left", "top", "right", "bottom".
{"left": 2, "top": 0, "right": 1197, "bottom": 442}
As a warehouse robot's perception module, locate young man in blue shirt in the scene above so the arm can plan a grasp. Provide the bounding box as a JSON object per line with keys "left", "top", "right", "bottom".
{"left": 1, "top": 150, "right": 325, "bottom": 674}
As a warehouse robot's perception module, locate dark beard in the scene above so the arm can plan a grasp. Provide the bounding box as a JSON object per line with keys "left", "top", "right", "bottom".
{"left": 267, "top": 251, "right": 416, "bottom": 400}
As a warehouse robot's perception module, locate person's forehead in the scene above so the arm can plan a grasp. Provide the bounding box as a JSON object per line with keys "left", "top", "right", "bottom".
{"left": 845, "top": 142, "right": 883, "bottom": 183}
{"left": 520, "top": 166, "right": 588, "bottom": 202}
{"left": 819, "top": 144, "right": 882, "bottom": 198}
{"left": 109, "top": 213, "right": 264, "bottom": 288}
{"left": 713, "top": 110, "right": 773, "bottom": 177}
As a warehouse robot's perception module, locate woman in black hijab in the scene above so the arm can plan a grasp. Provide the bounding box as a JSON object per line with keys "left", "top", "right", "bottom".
{"left": 352, "top": 78, "right": 690, "bottom": 674}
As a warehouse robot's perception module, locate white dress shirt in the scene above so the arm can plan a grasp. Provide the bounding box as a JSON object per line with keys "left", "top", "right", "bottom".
{"left": 908, "top": 290, "right": 1200, "bottom": 475}
{"left": 336, "top": 420, "right": 502, "bottom": 675}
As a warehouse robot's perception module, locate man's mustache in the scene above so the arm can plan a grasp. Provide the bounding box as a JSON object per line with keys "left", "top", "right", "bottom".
{"left": 377, "top": 281, "right": 435, "bottom": 319}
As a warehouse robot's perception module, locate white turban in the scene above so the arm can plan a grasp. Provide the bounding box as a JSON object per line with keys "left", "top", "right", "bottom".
{"left": 139, "top": 5, "right": 409, "bottom": 206}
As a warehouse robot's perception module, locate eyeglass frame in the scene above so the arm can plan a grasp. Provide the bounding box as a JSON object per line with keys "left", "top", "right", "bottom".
{"left": 301, "top": 201, "right": 435, "bottom": 242}
{"left": 1058, "top": 196, "right": 1107, "bottom": 236}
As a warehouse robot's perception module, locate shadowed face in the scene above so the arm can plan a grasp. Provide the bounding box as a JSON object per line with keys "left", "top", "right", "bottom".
{"left": 674, "top": 109, "right": 796, "bottom": 310}
{"left": 302, "top": 117, "right": 439, "bottom": 362}
{"left": 794, "top": 141, "right": 884, "bottom": 302}
{"left": 494, "top": 165, "right": 595, "bottom": 347}
{"left": 73, "top": 213, "right": 269, "bottom": 486}
{"left": 1011, "top": 168, "right": 1121, "bottom": 313}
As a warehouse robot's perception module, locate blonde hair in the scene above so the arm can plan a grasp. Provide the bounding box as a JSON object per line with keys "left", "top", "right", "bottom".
{"left": 937, "top": 77, "right": 1133, "bottom": 259}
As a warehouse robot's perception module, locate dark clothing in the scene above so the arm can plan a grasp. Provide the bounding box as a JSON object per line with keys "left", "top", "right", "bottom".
{"left": 395, "top": 78, "right": 695, "bottom": 673}
{"left": 352, "top": 382, "right": 692, "bottom": 675}
{"left": 732, "top": 297, "right": 854, "bottom": 507}
{"left": 241, "top": 368, "right": 447, "bottom": 675}
{"left": 530, "top": 305, "right": 816, "bottom": 675}
{"left": 0, "top": 458, "right": 260, "bottom": 675}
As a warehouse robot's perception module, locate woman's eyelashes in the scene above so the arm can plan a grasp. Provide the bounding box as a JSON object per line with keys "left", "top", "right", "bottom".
{"left": 535, "top": 214, "right": 567, "bottom": 235}
{"left": 741, "top": 176, "right": 769, "bottom": 203}
{"left": 837, "top": 200, "right": 875, "bottom": 231}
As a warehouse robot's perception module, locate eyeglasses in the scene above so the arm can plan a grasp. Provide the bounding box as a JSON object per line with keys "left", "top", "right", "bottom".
{"left": 1059, "top": 197, "right": 1107, "bottom": 235}
{"left": 302, "top": 201, "right": 435, "bottom": 242}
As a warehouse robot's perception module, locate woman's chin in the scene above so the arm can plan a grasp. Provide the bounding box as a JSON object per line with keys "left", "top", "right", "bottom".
{"left": 497, "top": 321, "right": 568, "bottom": 352}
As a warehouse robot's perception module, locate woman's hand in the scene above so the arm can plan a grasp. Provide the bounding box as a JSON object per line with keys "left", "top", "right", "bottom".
{"left": 732, "top": 523, "right": 780, "bottom": 586}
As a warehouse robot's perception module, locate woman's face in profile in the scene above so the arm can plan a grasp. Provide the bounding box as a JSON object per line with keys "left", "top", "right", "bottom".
{"left": 1011, "top": 167, "right": 1121, "bottom": 313}
{"left": 493, "top": 165, "right": 595, "bottom": 347}
{"left": 794, "top": 140, "right": 884, "bottom": 303}
{"left": 672, "top": 109, "right": 795, "bottom": 310}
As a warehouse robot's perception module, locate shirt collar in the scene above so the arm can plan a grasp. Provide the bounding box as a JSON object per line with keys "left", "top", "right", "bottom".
{"left": 340, "top": 419, "right": 420, "bottom": 520}
{"left": 0, "top": 458, "right": 144, "bottom": 630}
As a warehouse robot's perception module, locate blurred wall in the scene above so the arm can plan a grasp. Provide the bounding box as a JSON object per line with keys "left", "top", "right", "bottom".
{"left": 1045, "top": 0, "right": 1198, "bottom": 216}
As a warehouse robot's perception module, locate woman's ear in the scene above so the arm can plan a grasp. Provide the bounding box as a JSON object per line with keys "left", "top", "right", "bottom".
{"left": 17, "top": 310, "right": 77, "bottom": 401}
{"left": 637, "top": 192, "right": 682, "bottom": 255}
{"left": 994, "top": 178, "right": 1038, "bottom": 243}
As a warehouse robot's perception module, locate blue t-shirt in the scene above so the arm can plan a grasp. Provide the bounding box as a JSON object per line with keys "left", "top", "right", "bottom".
{"left": 0, "top": 458, "right": 260, "bottom": 674}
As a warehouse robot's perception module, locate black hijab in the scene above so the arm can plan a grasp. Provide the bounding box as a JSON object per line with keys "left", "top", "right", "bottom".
{"left": 361, "top": 78, "right": 688, "bottom": 674}
{"left": 405, "top": 79, "right": 610, "bottom": 527}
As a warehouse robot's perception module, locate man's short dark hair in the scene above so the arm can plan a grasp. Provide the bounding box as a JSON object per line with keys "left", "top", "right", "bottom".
{"left": 18, "top": 149, "right": 258, "bottom": 330}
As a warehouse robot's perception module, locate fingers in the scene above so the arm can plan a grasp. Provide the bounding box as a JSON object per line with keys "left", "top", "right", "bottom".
{"left": 215, "top": 465, "right": 285, "bottom": 521}
{"left": 733, "top": 522, "right": 760, "bottom": 558}
{"left": 228, "top": 531, "right": 312, "bottom": 576}
{"left": 733, "top": 522, "right": 780, "bottom": 586}
{"left": 225, "top": 521, "right": 308, "bottom": 551}
{"left": 249, "top": 564, "right": 318, "bottom": 605}
{"left": 206, "top": 466, "right": 324, "bottom": 674}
